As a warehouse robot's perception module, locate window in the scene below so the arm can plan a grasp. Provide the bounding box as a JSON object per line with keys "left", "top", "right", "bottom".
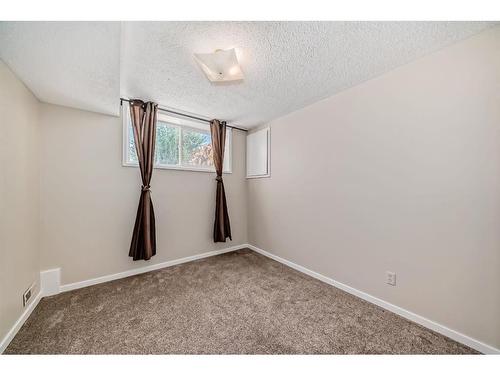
{"left": 246, "top": 127, "right": 270, "bottom": 178}
{"left": 123, "top": 104, "right": 231, "bottom": 173}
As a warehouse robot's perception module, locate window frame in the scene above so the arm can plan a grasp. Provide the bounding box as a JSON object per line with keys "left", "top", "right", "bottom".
{"left": 122, "top": 104, "right": 232, "bottom": 174}
{"left": 246, "top": 126, "right": 271, "bottom": 179}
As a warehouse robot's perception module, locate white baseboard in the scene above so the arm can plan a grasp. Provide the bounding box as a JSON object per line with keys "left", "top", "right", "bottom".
{"left": 0, "top": 291, "right": 42, "bottom": 354}
{"left": 246, "top": 244, "right": 500, "bottom": 355}
{"left": 59, "top": 244, "right": 247, "bottom": 293}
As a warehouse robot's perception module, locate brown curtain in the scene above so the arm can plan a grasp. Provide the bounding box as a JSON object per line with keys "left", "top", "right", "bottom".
{"left": 210, "top": 120, "right": 232, "bottom": 242}
{"left": 129, "top": 100, "right": 158, "bottom": 260}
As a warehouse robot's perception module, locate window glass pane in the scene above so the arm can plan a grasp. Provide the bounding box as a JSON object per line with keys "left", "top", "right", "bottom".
{"left": 181, "top": 128, "right": 214, "bottom": 168}
{"left": 126, "top": 106, "right": 231, "bottom": 172}
{"left": 156, "top": 121, "right": 180, "bottom": 165}
{"left": 128, "top": 123, "right": 138, "bottom": 163}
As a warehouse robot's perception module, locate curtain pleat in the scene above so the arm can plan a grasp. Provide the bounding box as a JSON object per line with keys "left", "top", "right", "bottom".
{"left": 129, "top": 100, "right": 158, "bottom": 260}
{"left": 210, "top": 120, "right": 232, "bottom": 242}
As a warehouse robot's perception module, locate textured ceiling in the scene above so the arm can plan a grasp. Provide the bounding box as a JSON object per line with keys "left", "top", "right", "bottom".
{"left": 0, "top": 22, "right": 121, "bottom": 115}
{"left": 0, "top": 22, "right": 496, "bottom": 127}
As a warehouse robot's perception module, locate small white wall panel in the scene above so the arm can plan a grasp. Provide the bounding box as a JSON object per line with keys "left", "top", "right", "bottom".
{"left": 246, "top": 127, "right": 270, "bottom": 178}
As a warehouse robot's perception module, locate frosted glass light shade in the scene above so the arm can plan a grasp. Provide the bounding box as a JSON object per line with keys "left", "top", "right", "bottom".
{"left": 194, "top": 48, "right": 244, "bottom": 82}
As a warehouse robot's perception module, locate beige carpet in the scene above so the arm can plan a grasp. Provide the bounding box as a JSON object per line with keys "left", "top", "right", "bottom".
{"left": 5, "top": 249, "right": 477, "bottom": 354}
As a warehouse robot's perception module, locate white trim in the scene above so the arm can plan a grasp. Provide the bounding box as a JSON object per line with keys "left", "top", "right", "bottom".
{"left": 246, "top": 244, "right": 500, "bottom": 355}
{"left": 60, "top": 244, "right": 246, "bottom": 293}
{"left": 40, "top": 268, "right": 61, "bottom": 296}
{"left": 121, "top": 162, "right": 233, "bottom": 174}
{"left": 157, "top": 111, "right": 207, "bottom": 130}
{"left": 246, "top": 126, "right": 271, "bottom": 179}
{"left": 0, "top": 291, "right": 42, "bottom": 353}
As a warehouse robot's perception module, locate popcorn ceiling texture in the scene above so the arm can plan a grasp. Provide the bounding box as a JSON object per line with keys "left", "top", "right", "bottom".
{"left": 0, "top": 22, "right": 121, "bottom": 116}
{"left": 5, "top": 250, "right": 476, "bottom": 354}
{"left": 0, "top": 22, "right": 497, "bottom": 126}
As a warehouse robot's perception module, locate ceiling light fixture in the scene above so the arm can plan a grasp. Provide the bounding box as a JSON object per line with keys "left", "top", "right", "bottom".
{"left": 194, "top": 48, "right": 244, "bottom": 82}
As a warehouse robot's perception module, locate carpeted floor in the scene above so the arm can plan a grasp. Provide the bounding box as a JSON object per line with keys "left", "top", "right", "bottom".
{"left": 5, "top": 249, "right": 477, "bottom": 354}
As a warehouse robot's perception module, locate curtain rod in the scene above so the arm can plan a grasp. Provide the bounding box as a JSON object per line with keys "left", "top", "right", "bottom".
{"left": 120, "top": 98, "right": 248, "bottom": 132}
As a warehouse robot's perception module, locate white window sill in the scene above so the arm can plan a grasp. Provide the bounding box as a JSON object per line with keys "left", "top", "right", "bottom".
{"left": 122, "top": 162, "right": 232, "bottom": 174}
{"left": 246, "top": 173, "right": 270, "bottom": 179}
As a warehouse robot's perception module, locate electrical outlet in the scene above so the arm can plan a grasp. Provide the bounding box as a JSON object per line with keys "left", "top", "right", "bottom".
{"left": 386, "top": 271, "right": 396, "bottom": 286}
{"left": 23, "top": 283, "right": 34, "bottom": 307}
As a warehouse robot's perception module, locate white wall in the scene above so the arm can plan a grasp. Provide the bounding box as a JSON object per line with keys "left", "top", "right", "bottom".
{"left": 39, "top": 103, "right": 248, "bottom": 285}
{"left": 0, "top": 61, "right": 40, "bottom": 341}
{"left": 248, "top": 27, "right": 500, "bottom": 349}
